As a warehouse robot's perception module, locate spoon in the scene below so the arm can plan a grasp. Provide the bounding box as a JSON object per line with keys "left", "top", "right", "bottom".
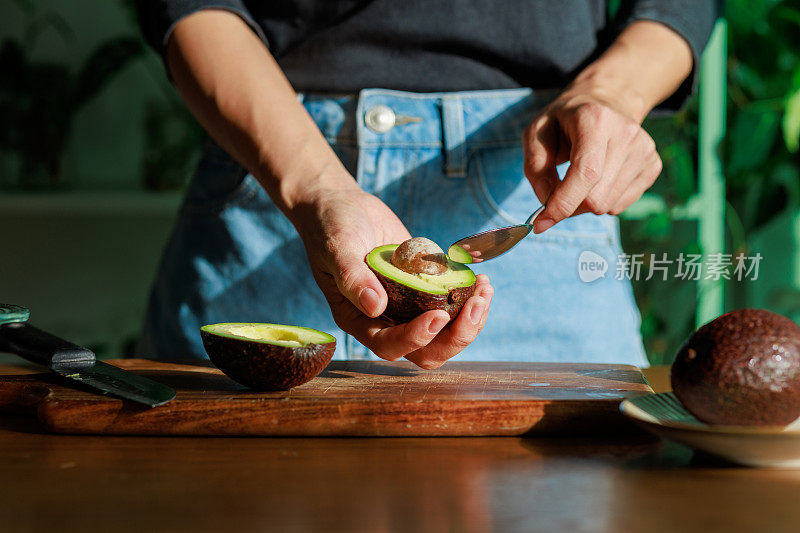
{"left": 447, "top": 205, "right": 545, "bottom": 264}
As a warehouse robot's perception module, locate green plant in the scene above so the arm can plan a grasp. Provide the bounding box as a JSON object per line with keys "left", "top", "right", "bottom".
{"left": 0, "top": 0, "right": 144, "bottom": 189}
{"left": 722, "top": 0, "right": 800, "bottom": 320}
{"left": 625, "top": 0, "right": 800, "bottom": 364}
{"left": 118, "top": 0, "right": 204, "bottom": 191}
{"left": 725, "top": 0, "right": 800, "bottom": 232}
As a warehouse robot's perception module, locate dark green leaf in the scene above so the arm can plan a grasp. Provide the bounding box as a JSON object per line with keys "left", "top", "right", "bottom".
{"left": 661, "top": 142, "right": 695, "bottom": 202}
{"left": 11, "top": 0, "right": 35, "bottom": 16}
{"left": 71, "top": 36, "right": 144, "bottom": 109}
{"left": 24, "top": 12, "right": 75, "bottom": 46}
{"left": 783, "top": 89, "right": 800, "bottom": 152}
{"left": 770, "top": 162, "right": 800, "bottom": 208}
{"left": 727, "top": 104, "right": 781, "bottom": 172}
{"left": 640, "top": 212, "right": 673, "bottom": 241}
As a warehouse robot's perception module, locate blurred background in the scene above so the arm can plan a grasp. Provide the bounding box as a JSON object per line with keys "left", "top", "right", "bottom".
{"left": 1, "top": 0, "right": 798, "bottom": 364}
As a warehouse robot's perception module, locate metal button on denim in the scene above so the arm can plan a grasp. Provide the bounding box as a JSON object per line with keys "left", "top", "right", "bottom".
{"left": 364, "top": 105, "right": 395, "bottom": 133}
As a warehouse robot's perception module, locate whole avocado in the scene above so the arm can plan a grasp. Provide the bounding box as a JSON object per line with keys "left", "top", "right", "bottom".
{"left": 671, "top": 309, "right": 800, "bottom": 426}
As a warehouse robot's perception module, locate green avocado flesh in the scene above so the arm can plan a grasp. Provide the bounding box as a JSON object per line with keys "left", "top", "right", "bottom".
{"left": 200, "top": 323, "right": 335, "bottom": 348}
{"left": 366, "top": 245, "right": 476, "bottom": 294}
{"left": 446, "top": 244, "right": 473, "bottom": 265}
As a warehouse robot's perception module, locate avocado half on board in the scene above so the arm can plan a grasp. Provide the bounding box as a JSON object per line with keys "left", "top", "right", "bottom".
{"left": 366, "top": 238, "right": 477, "bottom": 323}
{"left": 200, "top": 323, "right": 335, "bottom": 390}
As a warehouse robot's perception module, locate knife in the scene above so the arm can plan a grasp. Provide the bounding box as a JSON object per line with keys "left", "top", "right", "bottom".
{"left": 0, "top": 304, "right": 175, "bottom": 407}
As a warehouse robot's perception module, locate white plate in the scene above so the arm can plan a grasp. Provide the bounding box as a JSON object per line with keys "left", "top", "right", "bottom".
{"left": 620, "top": 392, "right": 800, "bottom": 468}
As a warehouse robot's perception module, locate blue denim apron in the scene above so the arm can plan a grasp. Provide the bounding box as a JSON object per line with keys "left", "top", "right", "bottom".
{"left": 139, "top": 88, "right": 648, "bottom": 367}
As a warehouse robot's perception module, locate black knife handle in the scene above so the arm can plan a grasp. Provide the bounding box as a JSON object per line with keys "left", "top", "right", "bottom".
{"left": 0, "top": 322, "right": 94, "bottom": 367}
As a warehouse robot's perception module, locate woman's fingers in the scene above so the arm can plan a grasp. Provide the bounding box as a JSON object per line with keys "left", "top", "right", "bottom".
{"left": 572, "top": 126, "right": 636, "bottom": 216}
{"left": 573, "top": 148, "right": 642, "bottom": 217}
{"left": 578, "top": 134, "right": 661, "bottom": 216}
{"left": 325, "top": 283, "right": 450, "bottom": 360}
{"left": 366, "top": 310, "right": 453, "bottom": 361}
{"left": 329, "top": 251, "right": 388, "bottom": 318}
{"left": 318, "top": 273, "right": 492, "bottom": 364}
{"left": 325, "top": 273, "right": 494, "bottom": 367}
{"left": 525, "top": 98, "right": 662, "bottom": 231}
{"left": 523, "top": 115, "right": 562, "bottom": 205}
{"left": 532, "top": 104, "right": 610, "bottom": 233}
{"left": 609, "top": 151, "right": 663, "bottom": 215}
{"left": 405, "top": 276, "right": 494, "bottom": 369}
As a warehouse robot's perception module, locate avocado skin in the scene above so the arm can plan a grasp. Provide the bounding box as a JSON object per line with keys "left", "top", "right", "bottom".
{"left": 369, "top": 267, "right": 476, "bottom": 323}
{"left": 201, "top": 330, "right": 335, "bottom": 390}
{"left": 671, "top": 309, "right": 800, "bottom": 426}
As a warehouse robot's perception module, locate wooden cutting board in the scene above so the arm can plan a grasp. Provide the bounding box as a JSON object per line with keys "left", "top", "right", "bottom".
{"left": 0, "top": 359, "right": 652, "bottom": 436}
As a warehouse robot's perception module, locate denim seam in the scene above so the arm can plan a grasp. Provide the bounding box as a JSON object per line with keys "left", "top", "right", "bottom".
{"left": 403, "top": 148, "right": 414, "bottom": 227}
{"left": 348, "top": 140, "right": 443, "bottom": 148}
{"left": 466, "top": 150, "right": 497, "bottom": 218}
{"left": 359, "top": 87, "right": 555, "bottom": 102}
{"left": 474, "top": 150, "right": 519, "bottom": 226}
{"left": 442, "top": 96, "right": 467, "bottom": 178}
{"left": 328, "top": 137, "right": 522, "bottom": 149}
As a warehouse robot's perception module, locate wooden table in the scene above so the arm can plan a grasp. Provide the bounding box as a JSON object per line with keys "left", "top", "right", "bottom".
{"left": 2, "top": 366, "right": 799, "bottom": 533}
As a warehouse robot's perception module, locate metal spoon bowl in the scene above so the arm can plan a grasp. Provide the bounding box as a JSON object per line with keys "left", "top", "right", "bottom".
{"left": 447, "top": 205, "right": 545, "bottom": 264}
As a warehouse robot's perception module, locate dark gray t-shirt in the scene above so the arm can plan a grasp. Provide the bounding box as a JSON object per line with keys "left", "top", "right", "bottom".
{"left": 137, "top": 1, "right": 718, "bottom": 109}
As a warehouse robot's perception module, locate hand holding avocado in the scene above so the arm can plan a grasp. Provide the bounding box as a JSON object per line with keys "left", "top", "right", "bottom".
{"left": 291, "top": 185, "right": 494, "bottom": 369}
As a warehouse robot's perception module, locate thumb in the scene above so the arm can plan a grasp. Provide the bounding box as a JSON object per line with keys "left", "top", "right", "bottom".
{"left": 331, "top": 253, "right": 387, "bottom": 318}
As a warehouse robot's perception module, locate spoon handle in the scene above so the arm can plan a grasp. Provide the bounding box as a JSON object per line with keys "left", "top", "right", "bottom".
{"left": 524, "top": 205, "right": 546, "bottom": 227}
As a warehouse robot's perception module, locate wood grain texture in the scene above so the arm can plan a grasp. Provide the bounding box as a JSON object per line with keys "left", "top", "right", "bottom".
{"left": 643, "top": 365, "right": 672, "bottom": 393}
{"left": 0, "top": 359, "right": 652, "bottom": 436}
{"left": 2, "top": 414, "right": 800, "bottom": 533}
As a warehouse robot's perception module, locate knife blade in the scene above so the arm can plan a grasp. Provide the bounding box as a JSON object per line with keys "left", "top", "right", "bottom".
{"left": 0, "top": 307, "right": 175, "bottom": 407}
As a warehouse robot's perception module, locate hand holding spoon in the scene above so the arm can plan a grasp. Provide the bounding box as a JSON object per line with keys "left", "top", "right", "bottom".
{"left": 447, "top": 205, "right": 545, "bottom": 264}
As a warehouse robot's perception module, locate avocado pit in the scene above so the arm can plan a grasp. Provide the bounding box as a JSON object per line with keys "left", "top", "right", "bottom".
{"left": 391, "top": 237, "right": 449, "bottom": 275}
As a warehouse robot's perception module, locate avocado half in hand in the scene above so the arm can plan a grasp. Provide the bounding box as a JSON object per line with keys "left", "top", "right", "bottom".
{"left": 200, "top": 323, "right": 335, "bottom": 390}
{"left": 366, "top": 238, "right": 477, "bottom": 323}
{"left": 671, "top": 309, "right": 800, "bottom": 426}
